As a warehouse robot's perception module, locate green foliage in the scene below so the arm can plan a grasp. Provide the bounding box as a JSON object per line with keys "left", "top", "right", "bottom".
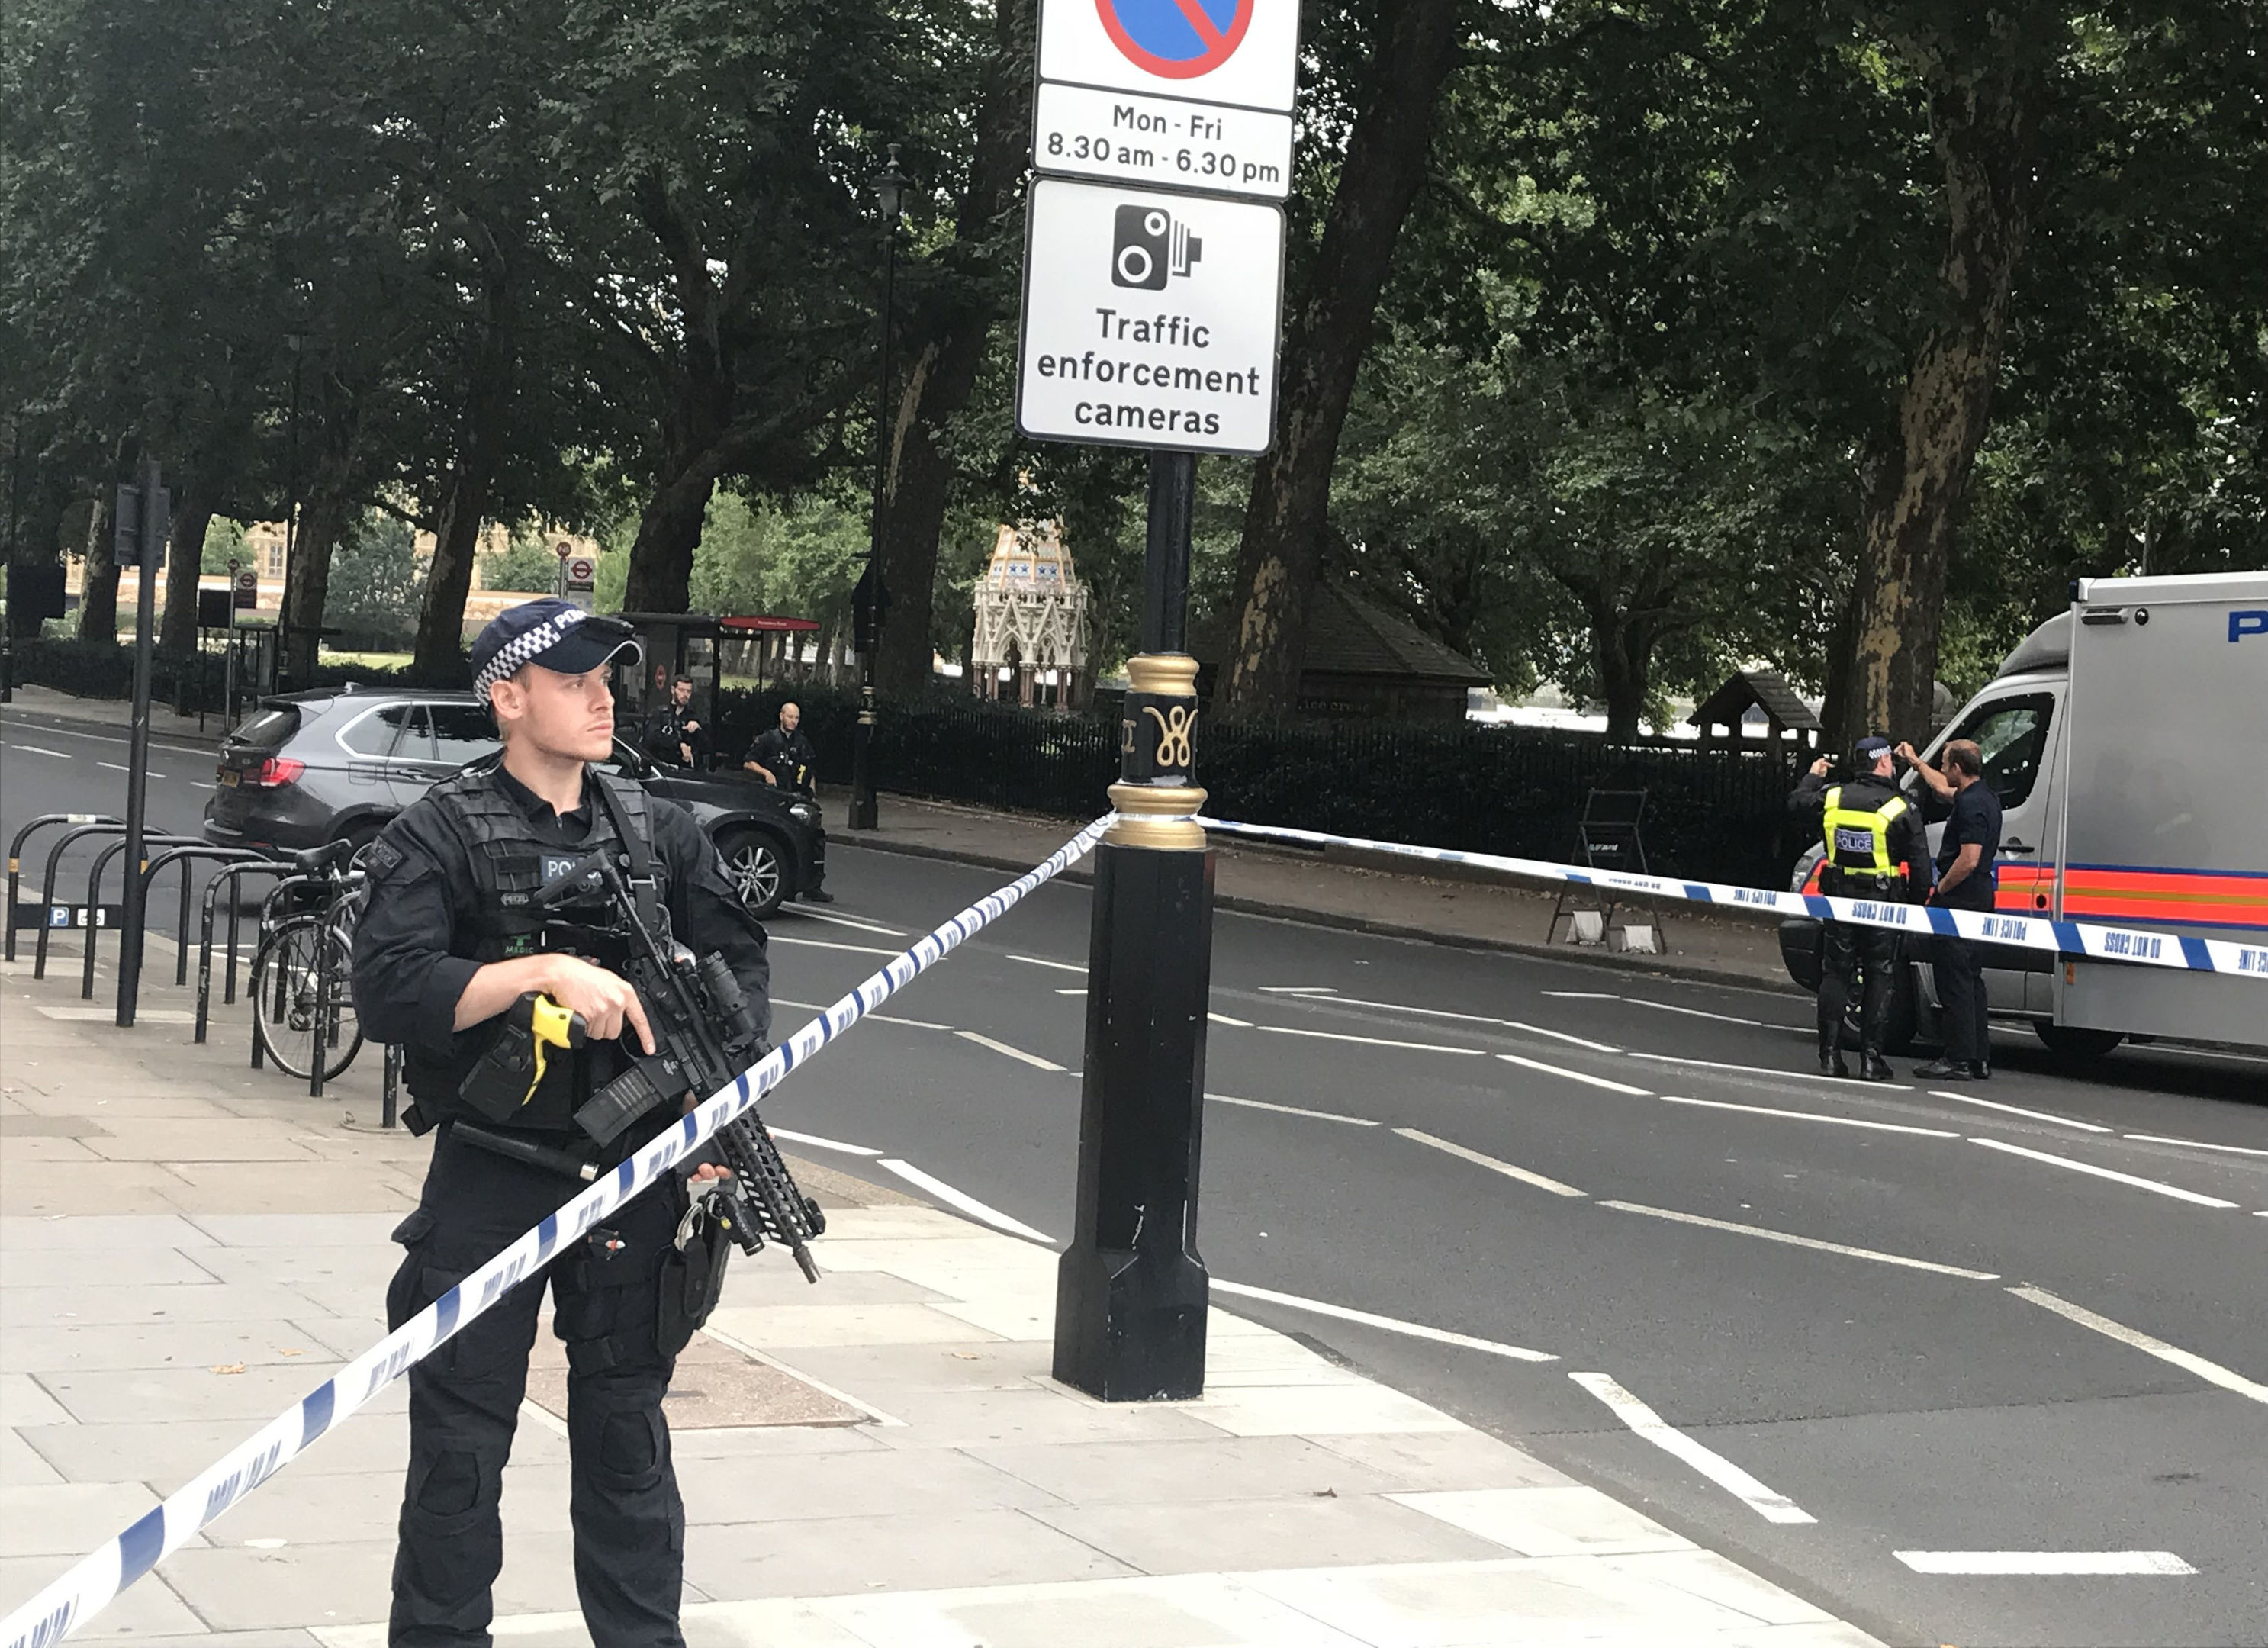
{"left": 323, "top": 511, "right": 426, "bottom": 649}
{"left": 480, "top": 525, "right": 566, "bottom": 597}
{"left": 201, "top": 518, "right": 249, "bottom": 575}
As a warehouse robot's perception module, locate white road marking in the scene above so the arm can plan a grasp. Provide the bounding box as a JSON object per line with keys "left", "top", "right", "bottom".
{"left": 1600, "top": 1200, "right": 2001, "bottom": 1280}
{"left": 1208, "top": 1012, "right": 1253, "bottom": 1028}
{"left": 1256, "top": 1025, "right": 1486, "bottom": 1056}
{"left": 1970, "top": 1139, "right": 2238, "bottom": 1209}
{"left": 1629, "top": 1050, "right": 1913, "bottom": 1090}
{"left": 1207, "top": 1093, "right": 1378, "bottom": 1127}
{"left": 9, "top": 744, "right": 71, "bottom": 758}
{"left": 1540, "top": 990, "right": 1618, "bottom": 999}
{"left": 877, "top": 1158, "right": 1055, "bottom": 1244}
{"left": 768, "top": 1128, "right": 883, "bottom": 1158}
{"left": 0, "top": 716, "right": 209, "bottom": 756}
{"left": 768, "top": 935, "right": 902, "bottom": 958}
{"left": 189, "top": 781, "right": 214, "bottom": 790}
{"left": 2124, "top": 1132, "right": 2268, "bottom": 1159}
{"left": 2008, "top": 1286, "right": 2268, "bottom": 1405}
{"left": 954, "top": 1030, "right": 1067, "bottom": 1072}
{"left": 774, "top": 996, "right": 951, "bottom": 1032}
{"left": 1009, "top": 954, "right": 1085, "bottom": 974}
{"left": 790, "top": 908, "right": 906, "bottom": 937}
{"left": 1568, "top": 1372, "right": 1816, "bottom": 1524}
{"left": 1623, "top": 998, "right": 1805, "bottom": 1034}
{"left": 1929, "top": 1091, "right": 2112, "bottom": 1133}
{"left": 1394, "top": 1128, "right": 1585, "bottom": 1198}
{"left": 1055, "top": 987, "right": 1087, "bottom": 996}
{"left": 95, "top": 761, "right": 166, "bottom": 777}
{"left": 1660, "top": 1094, "right": 1959, "bottom": 1138}
{"left": 1211, "top": 1278, "right": 1555, "bottom": 1363}
{"left": 1495, "top": 1052, "right": 1652, "bottom": 1096}
{"left": 1285, "top": 992, "right": 1620, "bottom": 1054}
{"left": 1893, "top": 1550, "right": 2195, "bottom": 1576}
{"left": 1258, "top": 986, "right": 1337, "bottom": 994}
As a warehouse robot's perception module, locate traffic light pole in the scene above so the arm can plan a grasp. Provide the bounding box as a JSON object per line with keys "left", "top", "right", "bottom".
{"left": 115, "top": 458, "right": 165, "bottom": 1027}
{"left": 1053, "top": 449, "right": 1213, "bottom": 1402}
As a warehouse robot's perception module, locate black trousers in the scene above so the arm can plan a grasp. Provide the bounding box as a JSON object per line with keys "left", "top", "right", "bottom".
{"left": 1818, "top": 922, "right": 1898, "bottom": 1054}
{"left": 1935, "top": 932, "right": 1990, "bottom": 1065}
{"left": 386, "top": 1130, "right": 685, "bottom": 1648}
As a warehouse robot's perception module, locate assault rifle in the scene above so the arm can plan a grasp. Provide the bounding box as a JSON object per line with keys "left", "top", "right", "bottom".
{"left": 529, "top": 848, "right": 826, "bottom": 1283}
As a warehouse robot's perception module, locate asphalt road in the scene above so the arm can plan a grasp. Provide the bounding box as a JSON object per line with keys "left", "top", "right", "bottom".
{"left": 6, "top": 710, "right": 2265, "bottom": 1647}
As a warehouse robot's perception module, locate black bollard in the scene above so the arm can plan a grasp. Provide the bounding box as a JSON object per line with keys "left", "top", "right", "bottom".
{"left": 1053, "top": 452, "right": 1214, "bottom": 1402}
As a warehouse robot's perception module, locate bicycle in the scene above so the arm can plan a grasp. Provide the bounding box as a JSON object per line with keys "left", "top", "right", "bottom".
{"left": 249, "top": 838, "right": 368, "bottom": 1083}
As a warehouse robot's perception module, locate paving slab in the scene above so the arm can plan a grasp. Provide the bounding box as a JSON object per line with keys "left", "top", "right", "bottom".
{"left": 1389, "top": 1486, "right": 1694, "bottom": 1559}
{"left": 967, "top": 1435, "right": 1407, "bottom": 1506}
{"left": 0, "top": 1426, "right": 66, "bottom": 1487}
{"left": 2, "top": 1283, "right": 344, "bottom": 1328}
{"left": 0, "top": 1556, "right": 205, "bottom": 1640}
{"left": 1, "top": 1373, "right": 78, "bottom": 1427}
{"left": 36, "top": 1364, "right": 407, "bottom": 1426}
{"left": 1026, "top": 1493, "right": 1517, "bottom": 1576}
{"left": 2, "top": 1322, "right": 346, "bottom": 1376}
{"left": 680, "top": 1508, "right": 1139, "bottom": 1601}
{"left": 0, "top": 1480, "right": 172, "bottom": 1557}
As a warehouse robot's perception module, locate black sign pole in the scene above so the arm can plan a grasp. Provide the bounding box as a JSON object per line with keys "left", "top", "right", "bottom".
{"left": 116, "top": 458, "right": 165, "bottom": 1027}
{"left": 1053, "top": 448, "right": 1213, "bottom": 1401}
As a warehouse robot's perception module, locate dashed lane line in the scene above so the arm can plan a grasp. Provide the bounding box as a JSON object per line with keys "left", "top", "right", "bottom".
{"left": 1539, "top": 990, "right": 1617, "bottom": 999}
{"left": 1970, "top": 1138, "right": 2240, "bottom": 1209}
{"left": 1659, "top": 1094, "right": 1960, "bottom": 1138}
{"left": 1208, "top": 1012, "right": 1253, "bottom": 1028}
{"left": 1620, "top": 997, "right": 1806, "bottom": 1035}
{"left": 1494, "top": 1052, "right": 1652, "bottom": 1096}
{"left": 1628, "top": 1050, "right": 1914, "bottom": 1090}
{"left": 789, "top": 908, "right": 908, "bottom": 937}
{"left": 1273, "top": 991, "right": 1620, "bottom": 1054}
{"left": 1894, "top": 1551, "right": 2195, "bottom": 1576}
{"left": 877, "top": 1158, "right": 1056, "bottom": 1244}
{"left": 769, "top": 935, "right": 904, "bottom": 958}
{"left": 1207, "top": 1093, "right": 1378, "bottom": 1127}
{"left": 8, "top": 744, "right": 71, "bottom": 758}
{"left": 1569, "top": 1372, "right": 1816, "bottom": 1525}
{"left": 1929, "top": 1091, "right": 2112, "bottom": 1133}
{"left": 1211, "top": 1278, "right": 1556, "bottom": 1363}
{"left": 1394, "top": 1128, "right": 1586, "bottom": 1199}
{"left": 1009, "top": 954, "right": 1085, "bottom": 974}
{"left": 1256, "top": 1025, "right": 1487, "bottom": 1057}
{"left": 2008, "top": 1286, "right": 2268, "bottom": 1405}
{"left": 774, "top": 996, "right": 951, "bottom": 1032}
{"left": 1258, "top": 986, "right": 1337, "bottom": 994}
{"left": 954, "top": 1030, "right": 1068, "bottom": 1073}
{"left": 2123, "top": 1132, "right": 2268, "bottom": 1159}
{"left": 768, "top": 1128, "right": 883, "bottom": 1158}
{"left": 1598, "top": 1200, "right": 2001, "bottom": 1281}
{"left": 96, "top": 761, "right": 166, "bottom": 777}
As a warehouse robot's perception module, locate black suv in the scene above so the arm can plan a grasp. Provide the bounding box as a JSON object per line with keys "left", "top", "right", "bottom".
{"left": 202, "top": 687, "right": 827, "bottom": 916}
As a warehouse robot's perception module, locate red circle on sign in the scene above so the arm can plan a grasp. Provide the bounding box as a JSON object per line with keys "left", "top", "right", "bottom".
{"left": 1097, "top": 0, "right": 1253, "bottom": 79}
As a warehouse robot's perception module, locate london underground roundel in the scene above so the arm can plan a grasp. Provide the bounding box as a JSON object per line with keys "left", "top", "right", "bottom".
{"left": 1097, "top": 0, "right": 1255, "bottom": 79}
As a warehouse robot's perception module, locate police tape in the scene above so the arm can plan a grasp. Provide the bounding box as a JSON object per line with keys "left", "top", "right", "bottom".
{"left": 0, "top": 816, "right": 1114, "bottom": 1648}
{"left": 1197, "top": 816, "right": 2268, "bottom": 980}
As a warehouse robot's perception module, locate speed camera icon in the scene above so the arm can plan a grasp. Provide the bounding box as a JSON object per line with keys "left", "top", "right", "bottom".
{"left": 1111, "top": 205, "right": 1203, "bottom": 290}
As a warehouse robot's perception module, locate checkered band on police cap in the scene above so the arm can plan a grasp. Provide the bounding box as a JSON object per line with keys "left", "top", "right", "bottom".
{"left": 472, "top": 607, "right": 588, "bottom": 703}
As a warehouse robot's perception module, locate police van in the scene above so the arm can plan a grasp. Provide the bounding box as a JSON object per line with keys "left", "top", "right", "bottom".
{"left": 1781, "top": 571, "right": 2268, "bottom": 1058}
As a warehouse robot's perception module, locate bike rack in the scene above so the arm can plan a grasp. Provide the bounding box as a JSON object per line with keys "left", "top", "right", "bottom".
{"left": 195, "top": 861, "right": 295, "bottom": 1043}
{"left": 121, "top": 846, "right": 269, "bottom": 1026}
{"left": 80, "top": 833, "right": 200, "bottom": 999}
{"left": 7, "top": 813, "right": 120, "bottom": 963}
{"left": 31, "top": 822, "right": 172, "bottom": 980}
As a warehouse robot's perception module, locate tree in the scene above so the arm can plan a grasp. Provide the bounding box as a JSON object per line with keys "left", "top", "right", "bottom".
{"left": 1214, "top": 0, "right": 1476, "bottom": 716}
{"left": 324, "top": 510, "right": 426, "bottom": 649}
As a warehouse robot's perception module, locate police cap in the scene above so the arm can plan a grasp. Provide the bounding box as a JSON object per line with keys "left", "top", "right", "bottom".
{"left": 1852, "top": 735, "right": 1893, "bottom": 763}
{"left": 469, "top": 600, "right": 642, "bottom": 704}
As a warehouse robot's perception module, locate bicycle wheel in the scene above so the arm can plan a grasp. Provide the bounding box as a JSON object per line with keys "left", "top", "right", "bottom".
{"left": 250, "top": 916, "right": 364, "bottom": 1082}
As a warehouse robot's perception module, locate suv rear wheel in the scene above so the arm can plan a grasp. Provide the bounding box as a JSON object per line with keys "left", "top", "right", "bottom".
{"left": 2035, "top": 1022, "right": 2123, "bottom": 1061}
{"left": 716, "top": 827, "right": 790, "bottom": 916}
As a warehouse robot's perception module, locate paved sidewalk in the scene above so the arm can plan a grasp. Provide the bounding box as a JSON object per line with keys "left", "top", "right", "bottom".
{"left": 4, "top": 683, "right": 1795, "bottom": 991}
{"left": 2, "top": 942, "right": 1877, "bottom": 1646}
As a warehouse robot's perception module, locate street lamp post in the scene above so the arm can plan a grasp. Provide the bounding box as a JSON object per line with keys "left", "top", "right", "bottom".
{"left": 850, "top": 144, "right": 912, "bottom": 834}
{"left": 280, "top": 331, "right": 304, "bottom": 690}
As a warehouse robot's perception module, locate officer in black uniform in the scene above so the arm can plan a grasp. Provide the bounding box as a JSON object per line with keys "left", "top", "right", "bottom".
{"left": 352, "top": 600, "right": 770, "bottom": 1648}
{"left": 644, "top": 674, "right": 709, "bottom": 769}
{"left": 1787, "top": 735, "right": 1930, "bottom": 1080}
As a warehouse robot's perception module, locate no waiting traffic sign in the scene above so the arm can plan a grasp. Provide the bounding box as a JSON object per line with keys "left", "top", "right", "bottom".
{"left": 1039, "top": 0, "right": 1297, "bottom": 113}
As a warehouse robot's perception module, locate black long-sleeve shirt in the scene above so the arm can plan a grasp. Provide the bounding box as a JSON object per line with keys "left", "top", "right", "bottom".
{"left": 352, "top": 764, "right": 770, "bottom": 1091}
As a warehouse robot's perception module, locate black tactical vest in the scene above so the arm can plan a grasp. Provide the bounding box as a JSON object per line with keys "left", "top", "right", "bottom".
{"left": 413, "top": 768, "right": 668, "bottom": 1131}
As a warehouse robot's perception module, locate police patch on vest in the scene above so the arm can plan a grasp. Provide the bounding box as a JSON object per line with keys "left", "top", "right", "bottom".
{"left": 542, "top": 853, "right": 584, "bottom": 887}
{"left": 1833, "top": 826, "right": 1877, "bottom": 856}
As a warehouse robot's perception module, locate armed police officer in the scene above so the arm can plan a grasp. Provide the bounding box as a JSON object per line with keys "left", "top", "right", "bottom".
{"left": 352, "top": 599, "right": 770, "bottom": 1648}
{"left": 1787, "top": 735, "right": 1930, "bottom": 1080}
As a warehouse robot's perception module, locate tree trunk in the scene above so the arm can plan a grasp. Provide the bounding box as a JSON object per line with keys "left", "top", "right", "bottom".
{"left": 872, "top": 0, "right": 1037, "bottom": 698}
{"left": 1215, "top": 0, "right": 1465, "bottom": 718}
{"left": 157, "top": 488, "right": 217, "bottom": 658}
{"left": 620, "top": 461, "right": 715, "bottom": 612}
{"left": 282, "top": 452, "right": 359, "bottom": 682}
{"left": 1839, "top": 45, "right": 2042, "bottom": 747}
{"left": 413, "top": 250, "right": 516, "bottom": 677}
{"left": 6, "top": 485, "right": 65, "bottom": 641}
{"left": 77, "top": 491, "right": 120, "bottom": 644}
